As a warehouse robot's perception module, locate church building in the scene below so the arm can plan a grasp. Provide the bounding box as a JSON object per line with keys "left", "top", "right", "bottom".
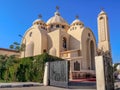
{"left": 20, "top": 7, "right": 111, "bottom": 80}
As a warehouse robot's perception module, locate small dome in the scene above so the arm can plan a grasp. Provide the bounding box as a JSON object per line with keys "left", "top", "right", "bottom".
{"left": 99, "top": 10, "right": 106, "bottom": 15}
{"left": 46, "top": 11, "right": 68, "bottom": 25}
{"left": 54, "top": 11, "right": 60, "bottom": 16}
{"left": 33, "top": 19, "right": 45, "bottom": 25}
{"left": 71, "top": 19, "right": 84, "bottom": 26}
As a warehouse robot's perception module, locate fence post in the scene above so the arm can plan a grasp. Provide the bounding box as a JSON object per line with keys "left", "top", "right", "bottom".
{"left": 43, "top": 62, "right": 49, "bottom": 86}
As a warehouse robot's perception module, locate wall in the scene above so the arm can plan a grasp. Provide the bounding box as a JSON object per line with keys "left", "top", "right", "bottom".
{"left": 0, "top": 48, "right": 20, "bottom": 57}
{"left": 48, "top": 29, "right": 60, "bottom": 57}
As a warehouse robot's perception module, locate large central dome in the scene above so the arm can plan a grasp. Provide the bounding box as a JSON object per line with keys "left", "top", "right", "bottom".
{"left": 46, "top": 11, "right": 68, "bottom": 25}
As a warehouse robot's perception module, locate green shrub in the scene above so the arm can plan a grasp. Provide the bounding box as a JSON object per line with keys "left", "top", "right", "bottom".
{"left": 0, "top": 53, "right": 64, "bottom": 82}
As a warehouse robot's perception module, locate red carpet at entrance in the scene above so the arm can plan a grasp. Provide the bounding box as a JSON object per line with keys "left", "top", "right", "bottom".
{"left": 70, "top": 78, "right": 96, "bottom": 82}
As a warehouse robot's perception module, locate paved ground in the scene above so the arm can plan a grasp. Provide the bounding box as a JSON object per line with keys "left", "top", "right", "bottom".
{"left": 0, "top": 86, "right": 96, "bottom": 90}
{"left": 0, "top": 81, "right": 119, "bottom": 90}
{"left": 68, "top": 81, "right": 96, "bottom": 89}
{"left": 0, "top": 82, "right": 42, "bottom": 88}
{"left": 0, "top": 82, "right": 96, "bottom": 90}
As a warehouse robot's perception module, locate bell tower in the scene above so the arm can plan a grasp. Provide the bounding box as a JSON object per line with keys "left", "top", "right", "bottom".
{"left": 97, "top": 10, "right": 111, "bottom": 52}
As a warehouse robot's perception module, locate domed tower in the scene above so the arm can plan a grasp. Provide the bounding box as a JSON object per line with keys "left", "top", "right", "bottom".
{"left": 47, "top": 7, "right": 69, "bottom": 57}
{"left": 21, "top": 15, "right": 48, "bottom": 58}
{"left": 71, "top": 15, "right": 84, "bottom": 28}
{"left": 46, "top": 6, "right": 69, "bottom": 32}
{"left": 68, "top": 16, "right": 97, "bottom": 70}
{"left": 33, "top": 15, "right": 47, "bottom": 31}
{"left": 97, "top": 10, "right": 111, "bottom": 52}
{"left": 68, "top": 16, "right": 84, "bottom": 50}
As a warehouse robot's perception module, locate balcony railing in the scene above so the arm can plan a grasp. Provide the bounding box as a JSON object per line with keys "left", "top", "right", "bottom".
{"left": 60, "top": 49, "right": 81, "bottom": 59}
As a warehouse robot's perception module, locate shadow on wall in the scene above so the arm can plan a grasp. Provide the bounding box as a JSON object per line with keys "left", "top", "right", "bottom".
{"left": 47, "top": 35, "right": 54, "bottom": 54}
{"left": 69, "top": 36, "right": 80, "bottom": 50}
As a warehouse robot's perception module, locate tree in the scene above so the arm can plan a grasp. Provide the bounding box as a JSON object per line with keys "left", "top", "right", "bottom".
{"left": 113, "top": 63, "right": 119, "bottom": 72}
{"left": 9, "top": 42, "right": 20, "bottom": 51}
{"left": 9, "top": 45, "right": 14, "bottom": 49}
{"left": 19, "top": 43, "right": 25, "bottom": 51}
{"left": 9, "top": 42, "right": 25, "bottom": 52}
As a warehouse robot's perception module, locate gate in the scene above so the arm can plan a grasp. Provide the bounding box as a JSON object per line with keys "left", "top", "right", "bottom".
{"left": 103, "top": 56, "right": 114, "bottom": 90}
{"left": 49, "top": 60, "right": 69, "bottom": 87}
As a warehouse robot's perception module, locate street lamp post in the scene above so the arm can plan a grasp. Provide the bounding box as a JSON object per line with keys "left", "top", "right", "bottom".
{"left": 19, "top": 34, "right": 26, "bottom": 58}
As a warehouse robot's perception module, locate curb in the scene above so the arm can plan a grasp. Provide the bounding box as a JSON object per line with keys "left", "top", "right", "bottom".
{"left": 0, "top": 83, "right": 43, "bottom": 88}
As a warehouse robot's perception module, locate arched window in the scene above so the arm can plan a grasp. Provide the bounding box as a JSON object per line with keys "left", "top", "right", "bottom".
{"left": 74, "top": 61, "right": 80, "bottom": 71}
{"left": 63, "top": 37, "right": 67, "bottom": 49}
{"left": 62, "top": 25, "right": 65, "bottom": 29}
{"left": 43, "top": 49, "right": 47, "bottom": 53}
{"left": 99, "top": 17, "right": 103, "bottom": 20}
{"left": 51, "top": 25, "right": 53, "bottom": 28}
{"left": 56, "top": 24, "right": 60, "bottom": 28}
{"left": 88, "top": 33, "right": 90, "bottom": 37}
{"left": 29, "top": 32, "right": 32, "bottom": 37}
{"left": 72, "top": 27, "right": 74, "bottom": 30}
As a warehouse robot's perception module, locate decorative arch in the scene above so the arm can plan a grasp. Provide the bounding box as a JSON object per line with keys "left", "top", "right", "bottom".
{"left": 99, "top": 16, "right": 104, "bottom": 20}
{"left": 62, "top": 37, "right": 67, "bottom": 49}
{"left": 81, "top": 28, "right": 97, "bottom": 70}
{"left": 26, "top": 41, "right": 34, "bottom": 57}
{"left": 90, "top": 40, "right": 95, "bottom": 70}
{"left": 86, "top": 38, "right": 90, "bottom": 69}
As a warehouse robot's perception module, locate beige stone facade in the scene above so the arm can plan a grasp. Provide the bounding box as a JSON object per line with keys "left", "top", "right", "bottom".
{"left": 0, "top": 48, "right": 20, "bottom": 57}
{"left": 20, "top": 9, "right": 111, "bottom": 80}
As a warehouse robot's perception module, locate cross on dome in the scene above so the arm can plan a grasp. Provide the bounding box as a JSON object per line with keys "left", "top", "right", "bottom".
{"left": 32, "top": 14, "right": 45, "bottom": 25}
{"left": 101, "top": 7, "right": 104, "bottom": 11}
{"left": 47, "top": 6, "right": 68, "bottom": 26}
{"left": 75, "top": 15, "right": 79, "bottom": 19}
{"left": 56, "top": 6, "right": 59, "bottom": 11}
{"left": 55, "top": 6, "right": 60, "bottom": 16}
{"left": 99, "top": 7, "right": 106, "bottom": 15}
{"left": 71, "top": 15, "right": 84, "bottom": 26}
{"left": 38, "top": 14, "right": 42, "bottom": 19}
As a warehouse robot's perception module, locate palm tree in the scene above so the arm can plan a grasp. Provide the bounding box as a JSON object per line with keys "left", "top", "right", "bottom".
{"left": 9, "top": 42, "right": 25, "bottom": 52}
{"left": 9, "top": 45, "right": 14, "bottom": 49}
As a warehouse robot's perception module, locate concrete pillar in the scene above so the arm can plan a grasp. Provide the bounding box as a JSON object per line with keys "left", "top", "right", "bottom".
{"left": 43, "top": 62, "right": 49, "bottom": 86}
{"left": 95, "top": 56, "right": 106, "bottom": 90}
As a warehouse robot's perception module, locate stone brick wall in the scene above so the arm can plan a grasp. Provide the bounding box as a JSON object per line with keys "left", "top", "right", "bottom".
{"left": 0, "top": 48, "right": 20, "bottom": 57}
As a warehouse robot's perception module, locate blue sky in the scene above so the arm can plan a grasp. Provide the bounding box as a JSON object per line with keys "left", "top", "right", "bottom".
{"left": 0, "top": 0, "right": 120, "bottom": 63}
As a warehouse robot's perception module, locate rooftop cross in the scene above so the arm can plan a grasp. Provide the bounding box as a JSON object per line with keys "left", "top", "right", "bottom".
{"left": 56, "top": 6, "right": 59, "bottom": 11}
{"left": 38, "top": 14, "right": 42, "bottom": 19}
{"left": 101, "top": 7, "right": 104, "bottom": 11}
{"left": 75, "top": 15, "right": 79, "bottom": 19}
